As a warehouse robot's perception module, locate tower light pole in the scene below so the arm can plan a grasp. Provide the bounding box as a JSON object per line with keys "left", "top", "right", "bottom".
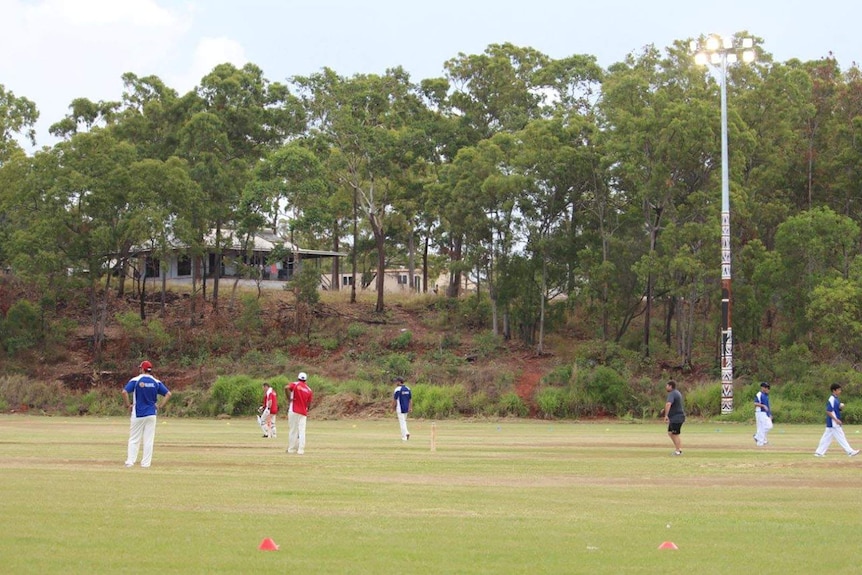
{"left": 691, "top": 34, "right": 755, "bottom": 414}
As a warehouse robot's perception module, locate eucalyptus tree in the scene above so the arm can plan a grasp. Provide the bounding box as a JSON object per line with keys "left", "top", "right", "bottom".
{"left": 0, "top": 84, "right": 38, "bottom": 161}
{"left": 178, "top": 63, "right": 305, "bottom": 312}
{"left": 437, "top": 43, "right": 551, "bottom": 297}
{"left": 293, "top": 67, "right": 430, "bottom": 312}
{"left": 820, "top": 63, "right": 862, "bottom": 224}
{"left": 773, "top": 206, "right": 860, "bottom": 341}
{"left": 0, "top": 85, "right": 39, "bottom": 269}
{"left": 599, "top": 40, "right": 729, "bottom": 360}
{"left": 440, "top": 135, "right": 521, "bottom": 332}
{"left": 9, "top": 129, "right": 141, "bottom": 360}
{"left": 507, "top": 117, "right": 600, "bottom": 353}
{"left": 732, "top": 58, "right": 808, "bottom": 250}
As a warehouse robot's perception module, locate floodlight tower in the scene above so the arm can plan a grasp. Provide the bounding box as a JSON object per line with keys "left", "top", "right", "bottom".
{"left": 690, "top": 35, "right": 755, "bottom": 414}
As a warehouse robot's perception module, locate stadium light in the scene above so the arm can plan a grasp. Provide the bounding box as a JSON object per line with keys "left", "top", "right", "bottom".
{"left": 691, "top": 34, "right": 755, "bottom": 415}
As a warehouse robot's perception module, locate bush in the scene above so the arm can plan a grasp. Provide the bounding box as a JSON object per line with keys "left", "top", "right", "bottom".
{"left": 345, "top": 323, "right": 366, "bottom": 340}
{"left": 686, "top": 383, "right": 721, "bottom": 417}
{"left": 497, "top": 392, "right": 529, "bottom": 417}
{"left": 542, "top": 364, "right": 573, "bottom": 387}
{"left": 209, "top": 375, "right": 262, "bottom": 416}
{"left": 412, "top": 384, "right": 464, "bottom": 418}
{"left": 535, "top": 387, "right": 576, "bottom": 419}
{"left": 389, "top": 330, "right": 413, "bottom": 350}
{"left": 439, "top": 332, "right": 461, "bottom": 350}
{"left": 382, "top": 353, "right": 412, "bottom": 379}
{"left": 2, "top": 299, "right": 40, "bottom": 354}
{"left": 115, "top": 311, "right": 172, "bottom": 357}
{"left": 236, "top": 294, "right": 263, "bottom": 333}
{"left": 577, "top": 365, "right": 628, "bottom": 416}
{"left": 473, "top": 331, "right": 503, "bottom": 359}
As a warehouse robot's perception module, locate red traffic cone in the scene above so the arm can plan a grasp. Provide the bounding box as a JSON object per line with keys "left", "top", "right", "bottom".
{"left": 258, "top": 538, "right": 279, "bottom": 551}
{"left": 658, "top": 541, "right": 678, "bottom": 550}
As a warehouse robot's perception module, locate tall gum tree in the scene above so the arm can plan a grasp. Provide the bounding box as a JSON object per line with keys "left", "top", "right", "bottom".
{"left": 179, "top": 63, "right": 305, "bottom": 313}
{"left": 293, "top": 67, "right": 428, "bottom": 312}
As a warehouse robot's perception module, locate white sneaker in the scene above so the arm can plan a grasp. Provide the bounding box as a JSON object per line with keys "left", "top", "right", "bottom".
{"left": 124, "top": 463, "right": 133, "bottom": 468}
{"left": 849, "top": 449, "right": 860, "bottom": 457}
{"left": 814, "top": 453, "right": 825, "bottom": 457}
{"left": 672, "top": 450, "right": 682, "bottom": 456}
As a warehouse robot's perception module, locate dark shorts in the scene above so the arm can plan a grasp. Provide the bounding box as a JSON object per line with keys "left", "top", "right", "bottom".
{"left": 667, "top": 421, "right": 684, "bottom": 435}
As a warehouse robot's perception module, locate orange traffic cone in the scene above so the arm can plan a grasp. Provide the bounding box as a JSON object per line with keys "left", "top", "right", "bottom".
{"left": 658, "top": 541, "right": 678, "bottom": 550}
{"left": 258, "top": 538, "right": 279, "bottom": 551}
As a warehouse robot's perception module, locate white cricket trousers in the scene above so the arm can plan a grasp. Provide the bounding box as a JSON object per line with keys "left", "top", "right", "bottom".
{"left": 815, "top": 425, "right": 855, "bottom": 455}
{"left": 287, "top": 411, "right": 307, "bottom": 454}
{"left": 259, "top": 411, "right": 277, "bottom": 438}
{"left": 397, "top": 410, "right": 410, "bottom": 440}
{"left": 754, "top": 412, "right": 773, "bottom": 445}
{"left": 126, "top": 414, "right": 157, "bottom": 467}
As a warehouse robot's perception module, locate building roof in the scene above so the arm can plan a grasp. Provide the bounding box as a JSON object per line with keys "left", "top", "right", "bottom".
{"left": 136, "top": 229, "right": 346, "bottom": 258}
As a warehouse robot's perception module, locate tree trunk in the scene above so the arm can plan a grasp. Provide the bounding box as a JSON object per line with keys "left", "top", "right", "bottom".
{"left": 212, "top": 222, "right": 222, "bottom": 314}
{"left": 331, "top": 221, "right": 340, "bottom": 291}
{"left": 448, "top": 236, "right": 463, "bottom": 298}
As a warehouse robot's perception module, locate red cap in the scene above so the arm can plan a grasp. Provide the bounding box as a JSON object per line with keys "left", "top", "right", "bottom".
{"left": 140, "top": 360, "right": 153, "bottom": 371}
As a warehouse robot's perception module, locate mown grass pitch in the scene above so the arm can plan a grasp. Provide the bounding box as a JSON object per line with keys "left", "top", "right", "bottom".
{"left": 1, "top": 416, "right": 860, "bottom": 574}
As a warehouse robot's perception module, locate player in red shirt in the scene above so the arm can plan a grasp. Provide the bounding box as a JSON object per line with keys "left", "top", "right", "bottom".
{"left": 259, "top": 382, "right": 278, "bottom": 438}
{"left": 285, "top": 372, "right": 313, "bottom": 455}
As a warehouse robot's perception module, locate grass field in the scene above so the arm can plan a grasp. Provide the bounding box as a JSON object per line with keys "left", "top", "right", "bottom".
{"left": 1, "top": 415, "right": 861, "bottom": 574}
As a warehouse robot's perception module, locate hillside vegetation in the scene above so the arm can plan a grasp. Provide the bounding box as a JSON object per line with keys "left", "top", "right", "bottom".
{"left": 2, "top": 275, "right": 861, "bottom": 425}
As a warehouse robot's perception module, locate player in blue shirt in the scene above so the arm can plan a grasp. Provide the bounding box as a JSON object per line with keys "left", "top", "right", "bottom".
{"left": 753, "top": 382, "right": 773, "bottom": 446}
{"left": 122, "top": 360, "right": 171, "bottom": 467}
{"left": 814, "top": 383, "right": 859, "bottom": 457}
{"left": 392, "top": 377, "right": 412, "bottom": 441}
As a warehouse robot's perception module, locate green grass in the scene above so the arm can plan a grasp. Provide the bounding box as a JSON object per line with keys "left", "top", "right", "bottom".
{"left": 1, "top": 416, "right": 861, "bottom": 574}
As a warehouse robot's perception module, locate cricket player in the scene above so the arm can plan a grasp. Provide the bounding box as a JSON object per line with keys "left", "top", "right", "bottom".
{"left": 285, "top": 372, "right": 313, "bottom": 455}
{"left": 123, "top": 360, "right": 171, "bottom": 468}
{"left": 814, "top": 383, "right": 860, "bottom": 457}
{"left": 258, "top": 382, "right": 278, "bottom": 438}
{"left": 753, "top": 382, "right": 773, "bottom": 446}
{"left": 392, "top": 376, "right": 412, "bottom": 441}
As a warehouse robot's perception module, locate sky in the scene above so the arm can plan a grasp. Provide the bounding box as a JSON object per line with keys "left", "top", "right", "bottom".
{"left": 3, "top": 0, "right": 860, "bottom": 152}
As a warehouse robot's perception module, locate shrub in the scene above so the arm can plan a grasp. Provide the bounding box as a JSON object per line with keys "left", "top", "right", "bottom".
{"left": 577, "top": 365, "right": 628, "bottom": 416}
{"left": 209, "top": 375, "right": 261, "bottom": 416}
{"left": 439, "top": 332, "right": 460, "bottom": 350}
{"left": 841, "top": 402, "right": 862, "bottom": 425}
{"left": 346, "top": 323, "right": 366, "bottom": 340}
{"left": 497, "top": 392, "right": 528, "bottom": 417}
{"left": 115, "top": 311, "right": 172, "bottom": 357}
{"left": 542, "top": 364, "right": 573, "bottom": 387}
{"left": 318, "top": 337, "right": 340, "bottom": 352}
{"left": 236, "top": 294, "right": 263, "bottom": 333}
{"left": 382, "top": 353, "right": 412, "bottom": 379}
{"left": 2, "top": 299, "right": 40, "bottom": 354}
{"left": 686, "top": 383, "right": 721, "bottom": 417}
{"left": 389, "top": 330, "right": 413, "bottom": 350}
{"left": 473, "top": 331, "right": 503, "bottom": 359}
{"left": 412, "top": 384, "right": 464, "bottom": 418}
{"left": 535, "top": 387, "right": 574, "bottom": 419}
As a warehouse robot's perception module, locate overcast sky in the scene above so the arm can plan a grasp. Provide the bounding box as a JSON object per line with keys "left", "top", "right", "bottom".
{"left": 3, "top": 0, "right": 860, "bottom": 151}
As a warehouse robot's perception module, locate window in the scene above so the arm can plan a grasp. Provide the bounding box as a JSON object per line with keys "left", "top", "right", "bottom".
{"left": 144, "top": 257, "right": 160, "bottom": 278}
{"left": 397, "top": 274, "right": 408, "bottom": 285}
{"left": 177, "top": 255, "right": 192, "bottom": 277}
{"left": 342, "top": 275, "right": 353, "bottom": 286}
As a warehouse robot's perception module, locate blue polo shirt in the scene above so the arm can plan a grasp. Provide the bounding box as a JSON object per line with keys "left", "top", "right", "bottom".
{"left": 394, "top": 385, "right": 412, "bottom": 414}
{"left": 825, "top": 394, "right": 841, "bottom": 428}
{"left": 125, "top": 374, "right": 170, "bottom": 418}
{"left": 754, "top": 391, "right": 771, "bottom": 416}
